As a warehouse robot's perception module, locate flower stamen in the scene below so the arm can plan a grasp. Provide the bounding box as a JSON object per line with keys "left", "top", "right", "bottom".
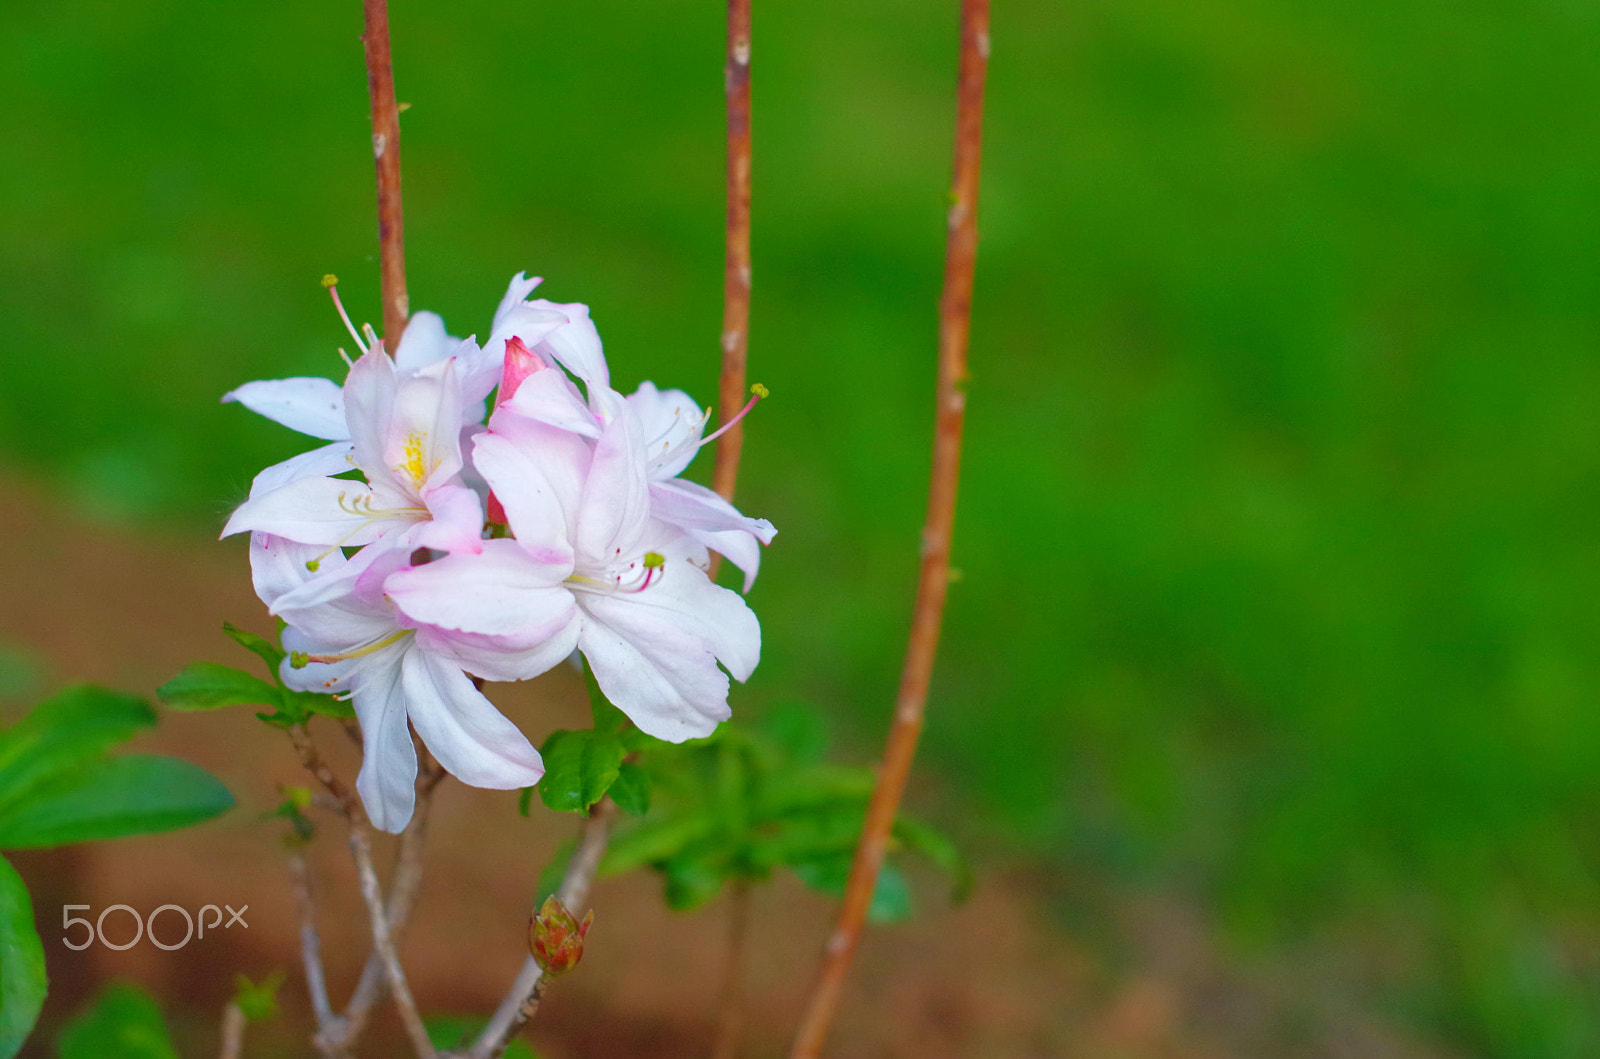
{"left": 323, "top": 275, "right": 369, "bottom": 356}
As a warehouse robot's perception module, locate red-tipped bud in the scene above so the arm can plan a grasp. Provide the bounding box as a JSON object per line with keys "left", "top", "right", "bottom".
{"left": 498, "top": 335, "right": 544, "bottom": 405}
{"left": 528, "top": 896, "right": 593, "bottom": 977}
{"left": 486, "top": 491, "right": 508, "bottom": 526}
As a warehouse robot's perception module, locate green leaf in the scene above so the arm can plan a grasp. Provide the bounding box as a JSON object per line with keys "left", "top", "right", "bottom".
{"left": 599, "top": 812, "right": 719, "bottom": 876}
{"left": 424, "top": 1015, "right": 537, "bottom": 1058}
{"left": 609, "top": 763, "right": 651, "bottom": 816}
{"left": 584, "top": 662, "right": 629, "bottom": 734}
{"left": 662, "top": 850, "right": 731, "bottom": 910}
{"left": 231, "top": 972, "right": 284, "bottom": 1022}
{"left": 0, "top": 854, "right": 45, "bottom": 1059}
{"left": 58, "top": 983, "right": 178, "bottom": 1059}
{"left": 280, "top": 689, "right": 355, "bottom": 721}
{"left": 157, "top": 663, "right": 279, "bottom": 711}
{"left": 893, "top": 816, "right": 974, "bottom": 903}
{"left": 221, "top": 622, "right": 285, "bottom": 675}
{"left": 0, "top": 755, "right": 233, "bottom": 850}
{"left": 792, "top": 856, "right": 915, "bottom": 924}
{"left": 0, "top": 686, "right": 154, "bottom": 817}
{"left": 537, "top": 730, "right": 626, "bottom": 814}
{"left": 759, "top": 701, "right": 830, "bottom": 764}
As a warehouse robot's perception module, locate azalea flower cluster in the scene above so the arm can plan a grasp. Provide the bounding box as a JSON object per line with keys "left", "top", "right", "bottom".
{"left": 222, "top": 274, "right": 774, "bottom": 831}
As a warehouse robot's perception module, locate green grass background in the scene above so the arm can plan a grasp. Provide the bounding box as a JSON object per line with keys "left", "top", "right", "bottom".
{"left": 4, "top": 0, "right": 1600, "bottom": 1053}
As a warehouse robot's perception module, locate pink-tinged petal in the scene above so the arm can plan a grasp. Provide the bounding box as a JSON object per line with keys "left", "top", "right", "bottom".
{"left": 344, "top": 348, "right": 399, "bottom": 478}
{"left": 248, "top": 441, "right": 357, "bottom": 499}
{"left": 500, "top": 367, "right": 601, "bottom": 439}
{"left": 473, "top": 423, "right": 590, "bottom": 546}
{"left": 387, "top": 541, "right": 577, "bottom": 677}
{"left": 413, "top": 484, "right": 485, "bottom": 554}
{"left": 392, "top": 310, "right": 452, "bottom": 371}
{"left": 446, "top": 335, "right": 505, "bottom": 405}
{"left": 574, "top": 408, "right": 650, "bottom": 570}
{"left": 628, "top": 382, "right": 706, "bottom": 479}
{"left": 249, "top": 532, "right": 342, "bottom": 609}
{"left": 400, "top": 649, "right": 545, "bottom": 789}
{"left": 492, "top": 272, "right": 545, "bottom": 333}
{"left": 224, "top": 377, "right": 349, "bottom": 440}
{"left": 487, "top": 306, "right": 570, "bottom": 371}
{"left": 222, "top": 477, "right": 391, "bottom": 545}
{"left": 649, "top": 479, "right": 776, "bottom": 593}
{"left": 349, "top": 643, "right": 418, "bottom": 833}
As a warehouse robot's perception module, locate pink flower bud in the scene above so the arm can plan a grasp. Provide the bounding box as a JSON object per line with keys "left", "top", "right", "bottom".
{"left": 528, "top": 895, "right": 593, "bottom": 977}
{"left": 498, "top": 335, "right": 544, "bottom": 405}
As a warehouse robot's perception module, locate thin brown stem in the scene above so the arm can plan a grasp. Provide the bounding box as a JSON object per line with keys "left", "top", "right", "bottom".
{"left": 288, "top": 724, "right": 358, "bottom": 815}
{"left": 788, "top": 2, "right": 988, "bottom": 1055}
{"left": 466, "top": 799, "right": 618, "bottom": 1059}
{"left": 711, "top": 0, "right": 753, "bottom": 505}
{"left": 711, "top": 878, "right": 752, "bottom": 1059}
{"left": 219, "top": 1001, "right": 246, "bottom": 1059}
{"left": 362, "top": 0, "right": 409, "bottom": 347}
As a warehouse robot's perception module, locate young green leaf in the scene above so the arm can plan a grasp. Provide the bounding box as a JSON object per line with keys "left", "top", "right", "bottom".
{"left": 662, "top": 849, "right": 731, "bottom": 911}
{"left": 0, "top": 686, "right": 154, "bottom": 817}
{"left": 232, "top": 972, "right": 284, "bottom": 1022}
{"left": 280, "top": 689, "right": 356, "bottom": 721}
{"left": 537, "top": 730, "right": 626, "bottom": 814}
{"left": 0, "top": 755, "right": 233, "bottom": 850}
{"left": 893, "top": 815, "right": 974, "bottom": 903}
{"left": 599, "top": 812, "right": 719, "bottom": 876}
{"left": 57, "top": 983, "right": 178, "bottom": 1059}
{"left": 0, "top": 854, "right": 45, "bottom": 1059}
{"left": 157, "top": 663, "right": 279, "bottom": 711}
{"left": 221, "top": 621, "right": 286, "bottom": 674}
{"left": 608, "top": 763, "right": 652, "bottom": 817}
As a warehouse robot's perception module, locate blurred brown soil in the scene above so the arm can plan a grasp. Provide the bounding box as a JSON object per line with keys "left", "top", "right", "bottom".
{"left": 0, "top": 473, "right": 1457, "bottom": 1059}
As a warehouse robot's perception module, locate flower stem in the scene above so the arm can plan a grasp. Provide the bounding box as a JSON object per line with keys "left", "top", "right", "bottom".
{"left": 362, "top": 0, "right": 409, "bottom": 348}
{"left": 711, "top": 878, "right": 752, "bottom": 1059}
{"left": 712, "top": 0, "right": 753, "bottom": 505}
{"left": 787, "top": 1, "right": 989, "bottom": 1054}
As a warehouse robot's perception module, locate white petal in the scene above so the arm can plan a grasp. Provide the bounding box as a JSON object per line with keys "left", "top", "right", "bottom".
{"left": 413, "top": 484, "right": 485, "bottom": 554}
{"left": 628, "top": 381, "right": 706, "bottom": 479}
{"left": 271, "top": 546, "right": 400, "bottom": 647}
{"left": 349, "top": 643, "right": 418, "bottom": 833}
{"left": 574, "top": 408, "right": 650, "bottom": 570}
{"left": 248, "top": 441, "right": 357, "bottom": 499}
{"left": 392, "top": 310, "right": 452, "bottom": 371}
{"left": 648, "top": 479, "right": 776, "bottom": 593}
{"left": 525, "top": 301, "right": 609, "bottom": 392}
{"left": 576, "top": 551, "right": 760, "bottom": 740}
{"left": 224, "top": 377, "right": 349, "bottom": 441}
{"left": 473, "top": 422, "right": 590, "bottom": 547}
{"left": 492, "top": 272, "right": 545, "bottom": 333}
{"left": 249, "top": 532, "right": 341, "bottom": 609}
{"left": 344, "top": 348, "right": 399, "bottom": 481}
{"left": 384, "top": 357, "right": 465, "bottom": 496}
{"left": 222, "top": 477, "right": 391, "bottom": 546}
{"left": 400, "top": 649, "right": 545, "bottom": 790}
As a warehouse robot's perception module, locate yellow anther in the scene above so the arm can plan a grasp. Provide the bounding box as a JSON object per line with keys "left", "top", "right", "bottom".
{"left": 751, "top": 382, "right": 769, "bottom": 398}
{"left": 643, "top": 551, "right": 665, "bottom": 569}
{"left": 321, "top": 274, "right": 339, "bottom": 288}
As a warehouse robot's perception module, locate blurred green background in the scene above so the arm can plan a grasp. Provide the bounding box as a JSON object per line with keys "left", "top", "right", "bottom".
{"left": 4, "top": 0, "right": 1600, "bottom": 1054}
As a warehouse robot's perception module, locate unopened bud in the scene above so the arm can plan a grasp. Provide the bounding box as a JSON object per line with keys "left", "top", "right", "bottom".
{"left": 528, "top": 895, "right": 593, "bottom": 977}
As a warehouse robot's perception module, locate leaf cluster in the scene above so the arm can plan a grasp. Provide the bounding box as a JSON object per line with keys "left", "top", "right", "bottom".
{"left": 0, "top": 686, "right": 236, "bottom": 1059}
{"left": 157, "top": 622, "right": 354, "bottom": 727}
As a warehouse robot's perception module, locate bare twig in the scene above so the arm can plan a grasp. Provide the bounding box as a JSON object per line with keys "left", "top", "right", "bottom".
{"left": 339, "top": 767, "right": 439, "bottom": 1044}
{"left": 350, "top": 821, "right": 437, "bottom": 1059}
{"left": 788, "top": 2, "right": 989, "bottom": 1055}
{"left": 362, "top": 0, "right": 409, "bottom": 346}
{"left": 465, "top": 799, "right": 618, "bottom": 1059}
{"left": 711, "top": 878, "right": 752, "bottom": 1059}
{"left": 711, "top": 0, "right": 753, "bottom": 505}
{"left": 288, "top": 724, "right": 358, "bottom": 814}
{"left": 288, "top": 852, "right": 339, "bottom": 1048}
{"left": 219, "top": 1001, "right": 246, "bottom": 1059}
